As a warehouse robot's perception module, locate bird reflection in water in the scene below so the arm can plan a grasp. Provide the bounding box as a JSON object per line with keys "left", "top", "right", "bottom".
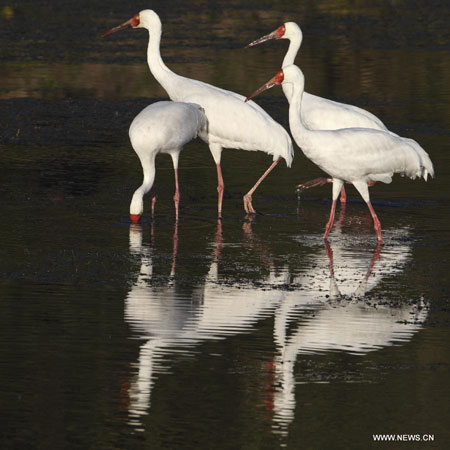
{"left": 123, "top": 219, "right": 427, "bottom": 439}
{"left": 270, "top": 235, "right": 427, "bottom": 437}
{"left": 124, "top": 220, "right": 287, "bottom": 430}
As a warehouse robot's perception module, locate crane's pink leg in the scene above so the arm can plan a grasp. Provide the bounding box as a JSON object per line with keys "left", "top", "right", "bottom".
{"left": 149, "top": 185, "right": 156, "bottom": 219}
{"left": 243, "top": 157, "right": 281, "bottom": 214}
{"left": 297, "top": 177, "right": 331, "bottom": 191}
{"left": 340, "top": 187, "right": 347, "bottom": 204}
{"left": 323, "top": 199, "right": 338, "bottom": 240}
{"left": 337, "top": 201, "right": 347, "bottom": 227}
{"left": 299, "top": 180, "right": 375, "bottom": 205}
{"left": 366, "top": 201, "right": 382, "bottom": 242}
{"left": 173, "top": 168, "right": 180, "bottom": 221}
{"left": 216, "top": 163, "right": 225, "bottom": 218}
{"left": 298, "top": 178, "right": 347, "bottom": 204}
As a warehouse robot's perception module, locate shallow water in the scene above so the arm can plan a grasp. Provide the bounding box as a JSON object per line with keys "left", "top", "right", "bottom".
{"left": 1, "top": 0, "right": 449, "bottom": 449}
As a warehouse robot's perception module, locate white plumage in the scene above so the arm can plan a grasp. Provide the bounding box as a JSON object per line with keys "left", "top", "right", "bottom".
{"left": 247, "top": 22, "right": 390, "bottom": 131}
{"left": 128, "top": 101, "right": 207, "bottom": 222}
{"left": 247, "top": 65, "right": 434, "bottom": 241}
{"left": 103, "top": 10, "right": 294, "bottom": 216}
{"left": 247, "top": 22, "right": 395, "bottom": 200}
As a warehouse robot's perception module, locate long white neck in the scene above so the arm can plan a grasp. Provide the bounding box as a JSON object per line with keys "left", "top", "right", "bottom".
{"left": 281, "top": 33, "right": 302, "bottom": 102}
{"left": 287, "top": 75, "right": 313, "bottom": 154}
{"left": 282, "top": 36, "right": 301, "bottom": 68}
{"left": 144, "top": 14, "right": 180, "bottom": 97}
{"left": 129, "top": 154, "right": 156, "bottom": 215}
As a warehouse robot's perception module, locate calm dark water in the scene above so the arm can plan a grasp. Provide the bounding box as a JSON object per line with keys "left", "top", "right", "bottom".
{"left": 1, "top": 0, "right": 449, "bottom": 449}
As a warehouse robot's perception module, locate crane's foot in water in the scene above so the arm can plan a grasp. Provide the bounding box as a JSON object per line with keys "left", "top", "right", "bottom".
{"left": 243, "top": 193, "right": 256, "bottom": 214}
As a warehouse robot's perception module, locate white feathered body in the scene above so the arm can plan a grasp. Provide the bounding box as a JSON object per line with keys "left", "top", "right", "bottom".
{"left": 173, "top": 79, "right": 293, "bottom": 165}
{"left": 129, "top": 101, "right": 206, "bottom": 157}
{"left": 275, "top": 22, "right": 389, "bottom": 133}
{"left": 285, "top": 65, "right": 434, "bottom": 185}
{"left": 300, "top": 91, "right": 388, "bottom": 132}
{"left": 128, "top": 100, "right": 206, "bottom": 216}
{"left": 294, "top": 126, "right": 429, "bottom": 185}
{"left": 140, "top": 10, "right": 294, "bottom": 167}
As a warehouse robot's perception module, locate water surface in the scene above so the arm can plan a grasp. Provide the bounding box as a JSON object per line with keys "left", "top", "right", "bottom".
{"left": 1, "top": 0, "right": 449, "bottom": 449}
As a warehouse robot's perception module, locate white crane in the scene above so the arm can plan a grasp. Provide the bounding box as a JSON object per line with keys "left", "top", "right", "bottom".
{"left": 246, "top": 65, "right": 434, "bottom": 241}
{"left": 103, "top": 10, "right": 294, "bottom": 216}
{"left": 247, "top": 22, "right": 393, "bottom": 202}
{"left": 128, "top": 101, "right": 207, "bottom": 223}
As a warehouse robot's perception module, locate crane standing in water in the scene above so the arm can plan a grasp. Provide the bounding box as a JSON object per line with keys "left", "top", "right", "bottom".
{"left": 247, "top": 22, "right": 397, "bottom": 202}
{"left": 128, "top": 101, "right": 206, "bottom": 223}
{"left": 103, "top": 10, "right": 293, "bottom": 217}
{"left": 246, "top": 65, "right": 434, "bottom": 241}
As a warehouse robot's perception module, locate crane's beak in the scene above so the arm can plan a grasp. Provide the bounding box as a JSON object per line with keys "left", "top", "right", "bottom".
{"left": 102, "top": 14, "right": 139, "bottom": 38}
{"left": 245, "top": 70, "right": 284, "bottom": 102}
{"left": 245, "top": 30, "right": 277, "bottom": 48}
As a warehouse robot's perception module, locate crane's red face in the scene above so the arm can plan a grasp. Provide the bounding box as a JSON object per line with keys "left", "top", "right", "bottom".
{"left": 102, "top": 13, "right": 140, "bottom": 38}
{"left": 130, "top": 214, "right": 141, "bottom": 223}
{"left": 245, "top": 69, "right": 284, "bottom": 102}
{"left": 245, "top": 24, "right": 286, "bottom": 48}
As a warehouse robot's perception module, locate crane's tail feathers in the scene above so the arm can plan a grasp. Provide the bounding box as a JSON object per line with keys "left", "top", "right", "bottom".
{"left": 370, "top": 173, "right": 393, "bottom": 184}
{"left": 191, "top": 104, "right": 208, "bottom": 135}
{"left": 404, "top": 138, "right": 434, "bottom": 181}
{"left": 283, "top": 142, "right": 294, "bottom": 168}
{"left": 418, "top": 150, "right": 434, "bottom": 181}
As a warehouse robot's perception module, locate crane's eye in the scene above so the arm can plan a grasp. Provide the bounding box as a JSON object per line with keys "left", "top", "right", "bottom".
{"left": 131, "top": 14, "right": 140, "bottom": 27}
{"left": 275, "top": 70, "right": 284, "bottom": 84}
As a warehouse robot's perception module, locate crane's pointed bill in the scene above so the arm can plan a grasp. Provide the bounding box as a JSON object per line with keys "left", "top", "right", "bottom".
{"left": 102, "top": 14, "right": 139, "bottom": 38}
{"left": 245, "top": 30, "right": 277, "bottom": 48}
{"left": 245, "top": 24, "right": 286, "bottom": 48}
{"left": 245, "top": 82, "right": 276, "bottom": 102}
{"left": 102, "top": 20, "right": 132, "bottom": 38}
{"left": 245, "top": 70, "right": 284, "bottom": 102}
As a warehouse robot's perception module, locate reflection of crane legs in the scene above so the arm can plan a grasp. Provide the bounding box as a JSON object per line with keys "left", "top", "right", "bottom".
{"left": 354, "top": 241, "right": 382, "bottom": 297}
{"left": 324, "top": 238, "right": 383, "bottom": 298}
{"left": 324, "top": 239, "right": 341, "bottom": 299}
{"left": 170, "top": 221, "right": 179, "bottom": 278}
{"left": 201, "top": 220, "right": 225, "bottom": 296}
{"left": 213, "top": 220, "right": 223, "bottom": 263}
{"left": 242, "top": 218, "right": 276, "bottom": 271}
{"left": 149, "top": 220, "right": 155, "bottom": 245}
{"left": 323, "top": 180, "right": 344, "bottom": 240}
